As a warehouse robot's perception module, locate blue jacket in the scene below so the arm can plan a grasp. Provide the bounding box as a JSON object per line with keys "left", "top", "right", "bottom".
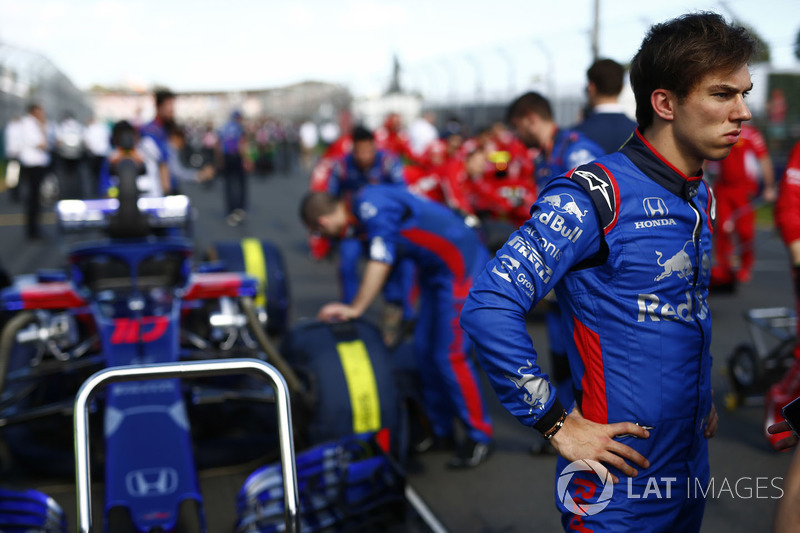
{"left": 574, "top": 110, "right": 637, "bottom": 155}
{"left": 461, "top": 129, "right": 714, "bottom": 436}
{"left": 534, "top": 128, "right": 605, "bottom": 189}
{"left": 218, "top": 120, "right": 245, "bottom": 155}
{"left": 352, "top": 185, "right": 486, "bottom": 286}
{"left": 329, "top": 150, "right": 405, "bottom": 198}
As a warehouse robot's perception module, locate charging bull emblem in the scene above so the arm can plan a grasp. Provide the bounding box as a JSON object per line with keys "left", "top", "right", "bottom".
{"left": 542, "top": 193, "right": 588, "bottom": 222}
{"left": 505, "top": 359, "right": 551, "bottom": 413}
{"left": 654, "top": 241, "right": 694, "bottom": 282}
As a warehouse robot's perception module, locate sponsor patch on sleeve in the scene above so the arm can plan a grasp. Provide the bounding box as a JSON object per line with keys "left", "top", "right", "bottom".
{"left": 568, "top": 163, "right": 619, "bottom": 234}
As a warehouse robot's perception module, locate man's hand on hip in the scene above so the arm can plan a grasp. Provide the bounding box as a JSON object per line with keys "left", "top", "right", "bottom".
{"left": 550, "top": 407, "right": 651, "bottom": 484}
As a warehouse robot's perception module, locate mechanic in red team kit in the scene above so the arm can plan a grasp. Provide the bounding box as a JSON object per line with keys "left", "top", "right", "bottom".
{"left": 708, "top": 123, "right": 776, "bottom": 288}
{"left": 461, "top": 12, "right": 755, "bottom": 531}
{"left": 765, "top": 139, "right": 800, "bottom": 451}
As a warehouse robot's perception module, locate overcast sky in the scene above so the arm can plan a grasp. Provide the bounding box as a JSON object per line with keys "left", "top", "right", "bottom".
{"left": 0, "top": 0, "right": 797, "bottom": 101}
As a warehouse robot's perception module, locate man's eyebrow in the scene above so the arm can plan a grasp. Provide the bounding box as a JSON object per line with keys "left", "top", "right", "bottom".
{"left": 707, "top": 83, "right": 754, "bottom": 93}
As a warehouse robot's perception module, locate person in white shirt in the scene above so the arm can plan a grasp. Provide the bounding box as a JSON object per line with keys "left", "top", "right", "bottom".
{"left": 18, "top": 103, "right": 51, "bottom": 240}
{"left": 298, "top": 120, "right": 319, "bottom": 170}
{"left": 54, "top": 112, "right": 86, "bottom": 199}
{"left": 4, "top": 115, "right": 22, "bottom": 202}
{"left": 84, "top": 115, "right": 111, "bottom": 197}
{"left": 407, "top": 111, "right": 439, "bottom": 158}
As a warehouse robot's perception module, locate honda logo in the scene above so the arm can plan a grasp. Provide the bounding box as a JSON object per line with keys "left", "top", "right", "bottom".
{"left": 643, "top": 197, "right": 668, "bottom": 218}
{"left": 125, "top": 468, "right": 179, "bottom": 497}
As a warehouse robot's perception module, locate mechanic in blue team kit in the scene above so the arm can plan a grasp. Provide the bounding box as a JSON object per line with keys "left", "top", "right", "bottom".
{"left": 461, "top": 12, "right": 756, "bottom": 531}
{"left": 218, "top": 110, "right": 252, "bottom": 227}
{"left": 326, "top": 125, "right": 415, "bottom": 342}
{"left": 301, "top": 185, "right": 494, "bottom": 468}
{"left": 511, "top": 92, "right": 606, "bottom": 191}
{"left": 574, "top": 58, "right": 638, "bottom": 155}
{"left": 507, "top": 91, "right": 605, "bottom": 419}
{"left": 139, "top": 89, "right": 175, "bottom": 196}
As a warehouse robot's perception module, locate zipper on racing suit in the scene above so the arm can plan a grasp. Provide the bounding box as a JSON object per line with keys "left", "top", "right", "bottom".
{"left": 688, "top": 194, "right": 708, "bottom": 440}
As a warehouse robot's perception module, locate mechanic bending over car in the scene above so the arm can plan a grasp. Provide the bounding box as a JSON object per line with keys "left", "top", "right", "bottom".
{"left": 300, "top": 185, "right": 494, "bottom": 469}
{"left": 461, "top": 12, "right": 755, "bottom": 532}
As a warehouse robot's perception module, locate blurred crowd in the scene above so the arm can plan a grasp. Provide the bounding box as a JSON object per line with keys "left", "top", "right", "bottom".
{"left": 0, "top": 91, "right": 308, "bottom": 235}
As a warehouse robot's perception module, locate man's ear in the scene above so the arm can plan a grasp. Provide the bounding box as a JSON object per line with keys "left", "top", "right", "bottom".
{"left": 651, "top": 89, "right": 675, "bottom": 121}
{"left": 316, "top": 213, "right": 329, "bottom": 234}
{"left": 586, "top": 81, "right": 597, "bottom": 100}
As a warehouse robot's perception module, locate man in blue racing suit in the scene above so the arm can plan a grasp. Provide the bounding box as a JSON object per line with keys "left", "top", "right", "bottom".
{"left": 511, "top": 91, "right": 605, "bottom": 416}
{"left": 326, "top": 126, "right": 416, "bottom": 341}
{"left": 461, "top": 12, "right": 756, "bottom": 532}
{"left": 301, "top": 185, "right": 494, "bottom": 468}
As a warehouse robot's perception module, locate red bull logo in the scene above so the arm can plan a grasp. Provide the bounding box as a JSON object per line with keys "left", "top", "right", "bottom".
{"left": 542, "top": 193, "right": 588, "bottom": 222}
{"left": 537, "top": 210, "right": 584, "bottom": 243}
{"left": 654, "top": 241, "right": 694, "bottom": 282}
{"left": 504, "top": 359, "right": 551, "bottom": 414}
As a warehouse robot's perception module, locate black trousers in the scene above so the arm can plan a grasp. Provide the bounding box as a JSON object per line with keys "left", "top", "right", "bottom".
{"left": 223, "top": 153, "right": 247, "bottom": 213}
{"left": 20, "top": 164, "right": 46, "bottom": 238}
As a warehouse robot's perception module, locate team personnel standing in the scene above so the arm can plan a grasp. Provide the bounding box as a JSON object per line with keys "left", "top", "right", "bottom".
{"left": 17, "top": 103, "right": 51, "bottom": 240}
{"left": 218, "top": 110, "right": 251, "bottom": 227}
{"left": 764, "top": 139, "right": 800, "bottom": 450}
{"left": 511, "top": 91, "right": 605, "bottom": 190}
{"left": 84, "top": 114, "right": 111, "bottom": 197}
{"left": 139, "top": 89, "right": 174, "bottom": 196}
{"left": 708, "top": 123, "right": 776, "bottom": 288}
{"left": 506, "top": 91, "right": 605, "bottom": 414}
{"left": 574, "top": 58, "right": 638, "bottom": 155}
{"left": 324, "top": 126, "right": 413, "bottom": 337}
{"left": 302, "top": 186, "right": 494, "bottom": 468}
{"left": 461, "top": 12, "right": 755, "bottom": 531}
{"left": 4, "top": 115, "right": 22, "bottom": 202}
{"left": 53, "top": 111, "right": 86, "bottom": 199}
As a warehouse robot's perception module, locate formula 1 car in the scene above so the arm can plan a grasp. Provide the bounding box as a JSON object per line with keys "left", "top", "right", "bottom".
{"left": 0, "top": 158, "right": 406, "bottom": 532}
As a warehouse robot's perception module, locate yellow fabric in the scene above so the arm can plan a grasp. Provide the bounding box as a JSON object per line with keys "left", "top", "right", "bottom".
{"left": 241, "top": 238, "right": 266, "bottom": 307}
{"left": 336, "top": 340, "right": 381, "bottom": 433}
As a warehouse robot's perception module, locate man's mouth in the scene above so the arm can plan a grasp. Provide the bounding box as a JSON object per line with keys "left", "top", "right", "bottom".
{"left": 723, "top": 130, "right": 741, "bottom": 144}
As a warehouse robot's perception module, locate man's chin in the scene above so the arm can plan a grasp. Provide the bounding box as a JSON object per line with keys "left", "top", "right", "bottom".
{"left": 705, "top": 146, "right": 735, "bottom": 162}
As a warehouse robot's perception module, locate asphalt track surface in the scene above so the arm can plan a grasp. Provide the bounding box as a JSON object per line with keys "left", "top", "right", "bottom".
{"left": 0, "top": 165, "right": 796, "bottom": 532}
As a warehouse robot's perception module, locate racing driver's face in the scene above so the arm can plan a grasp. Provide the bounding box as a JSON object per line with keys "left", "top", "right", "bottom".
{"left": 668, "top": 63, "right": 752, "bottom": 174}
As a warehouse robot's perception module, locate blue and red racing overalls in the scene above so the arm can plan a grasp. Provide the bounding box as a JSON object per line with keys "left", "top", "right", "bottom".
{"left": 328, "top": 150, "right": 414, "bottom": 319}
{"left": 461, "top": 130, "right": 714, "bottom": 532}
{"left": 353, "top": 185, "right": 493, "bottom": 444}
{"left": 534, "top": 128, "right": 606, "bottom": 412}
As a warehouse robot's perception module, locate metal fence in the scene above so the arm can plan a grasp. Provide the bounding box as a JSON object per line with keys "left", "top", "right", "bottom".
{"left": 0, "top": 43, "right": 92, "bottom": 133}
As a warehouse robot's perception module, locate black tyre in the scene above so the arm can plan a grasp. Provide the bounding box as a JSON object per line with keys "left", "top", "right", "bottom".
{"left": 281, "top": 319, "right": 403, "bottom": 456}
{"left": 211, "top": 239, "right": 290, "bottom": 337}
{"left": 728, "top": 343, "right": 760, "bottom": 393}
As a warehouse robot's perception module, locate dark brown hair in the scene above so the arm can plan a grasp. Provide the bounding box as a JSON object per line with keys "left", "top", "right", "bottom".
{"left": 299, "top": 191, "right": 338, "bottom": 228}
{"left": 630, "top": 12, "right": 756, "bottom": 130}
{"left": 587, "top": 59, "right": 626, "bottom": 96}
{"left": 506, "top": 91, "right": 553, "bottom": 123}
